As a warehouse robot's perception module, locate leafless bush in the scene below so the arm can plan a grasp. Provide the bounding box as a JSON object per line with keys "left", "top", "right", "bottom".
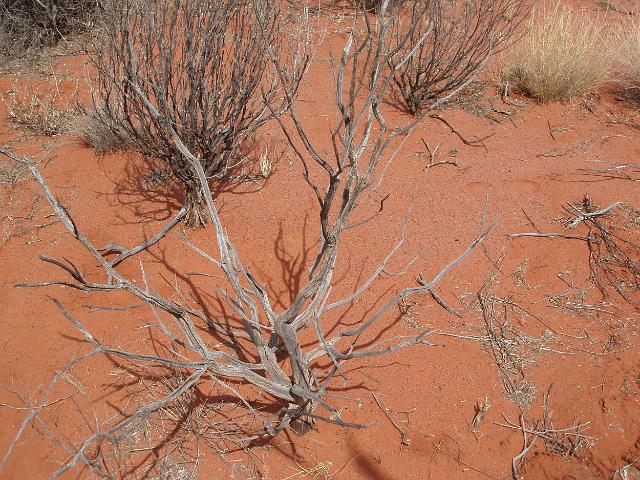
{"left": 0, "top": 1, "right": 493, "bottom": 476}
{"left": 0, "top": 157, "right": 30, "bottom": 187}
{"left": 0, "top": 0, "right": 97, "bottom": 59}
{"left": 390, "top": 0, "right": 528, "bottom": 115}
{"left": 1, "top": 363, "right": 255, "bottom": 479}
{"left": 87, "top": 0, "right": 308, "bottom": 227}
{"left": 498, "top": 2, "right": 614, "bottom": 103}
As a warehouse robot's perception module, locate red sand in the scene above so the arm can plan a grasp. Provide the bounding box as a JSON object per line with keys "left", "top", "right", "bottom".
{"left": 1, "top": 1, "right": 640, "bottom": 479}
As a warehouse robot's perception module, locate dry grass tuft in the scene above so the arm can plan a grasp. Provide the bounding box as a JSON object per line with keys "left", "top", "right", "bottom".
{"left": 71, "top": 108, "right": 130, "bottom": 155}
{"left": 617, "top": 15, "right": 640, "bottom": 97}
{"left": 0, "top": 158, "right": 30, "bottom": 187}
{"left": 498, "top": 3, "right": 614, "bottom": 102}
{"left": 2, "top": 81, "right": 75, "bottom": 136}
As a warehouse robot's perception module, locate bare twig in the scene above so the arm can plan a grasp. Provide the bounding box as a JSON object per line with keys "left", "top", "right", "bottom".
{"left": 431, "top": 114, "right": 495, "bottom": 147}
{"left": 371, "top": 392, "right": 410, "bottom": 446}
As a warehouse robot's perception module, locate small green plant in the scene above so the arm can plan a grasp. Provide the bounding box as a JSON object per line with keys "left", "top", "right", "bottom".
{"left": 498, "top": 3, "right": 613, "bottom": 103}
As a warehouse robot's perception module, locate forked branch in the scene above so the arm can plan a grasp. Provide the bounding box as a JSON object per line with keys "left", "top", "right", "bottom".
{"left": 1, "top": 1, "right": 493, "bottom": 476}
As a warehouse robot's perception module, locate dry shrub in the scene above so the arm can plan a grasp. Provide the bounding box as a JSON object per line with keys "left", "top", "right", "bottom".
{"left": 498, "top": 3, "right": 614, "bottom": 102}
{"left": 391, "top": 0, "right": 528, "bottom": 115}
{"left": 359, "top": 0, "right": 384, "bottom": 12}
{"left": 477, "top": 292, "right": 550, "bottom": 407}
{"left": 0, "top": 0, "right": 97, "bottom": 59}
{"left": 0, "top": 3, "right": 496, "bottom": 475}
{"left": 88, "top": 0, "right": 307, "bottom": 227}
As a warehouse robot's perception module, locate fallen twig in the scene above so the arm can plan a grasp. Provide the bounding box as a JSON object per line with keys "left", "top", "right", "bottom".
{"left": 507, "top": 232, "right": 599, "bottom": 242}
{"left": 511, "top": 413, "right": 537, "bottom": 480}
{"left": 371, "top": 392, "right": 410, "bottom": 447}
{"left": 422, "top": 138, "right": 458, "bottom": 171}
{"left": 431, "top": 114, "right": 495, "bottom": 147}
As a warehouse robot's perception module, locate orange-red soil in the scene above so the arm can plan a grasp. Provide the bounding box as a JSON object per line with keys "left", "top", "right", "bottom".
{"left": 1, "top": 1, "right": 640, "bottom": 479}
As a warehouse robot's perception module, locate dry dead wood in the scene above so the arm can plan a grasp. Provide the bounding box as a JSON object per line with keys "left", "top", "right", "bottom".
{"left": 1, "top": 1, "right": 494, "bottom": 477}
{"left": 499, "top": 388, "right": 593, "bottom": 479}
{"left": 389, "top": 0, "right": 529, "bottom": 115}
{"left": 509, "top": 196, "right": 640, "bottom": 303}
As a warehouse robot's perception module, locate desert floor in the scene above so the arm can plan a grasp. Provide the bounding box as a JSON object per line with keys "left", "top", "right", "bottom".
{"left": 1, "top": 1, "right": 639, "bottom": 479}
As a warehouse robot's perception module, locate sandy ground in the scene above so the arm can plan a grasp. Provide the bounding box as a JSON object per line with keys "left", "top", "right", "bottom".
{"left": 1, "top": 1, "right": 639, "bottom": 479}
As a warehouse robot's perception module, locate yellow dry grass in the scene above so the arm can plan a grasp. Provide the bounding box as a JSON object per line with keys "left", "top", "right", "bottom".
{"left": 498, "top": 2, "right": 614, "bottom": 102}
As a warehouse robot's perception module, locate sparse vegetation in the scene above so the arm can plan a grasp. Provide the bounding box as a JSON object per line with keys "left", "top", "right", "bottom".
{"left": 617, "top": 15, "right": 640, "bottom": 97}
{"left": 1, "top": 80, "right": 75, "bottom": 136}
{"left": 0, "top": 2, "right": 495, "bottom": 475}
{"left": 498, "top": 2, "right": 614, "bottom": 102}
{"left": 71, "top": 107, "right": 129, "bottom": 155}
{"left": 2, "top": 0, "right": 640, "bottom": 478}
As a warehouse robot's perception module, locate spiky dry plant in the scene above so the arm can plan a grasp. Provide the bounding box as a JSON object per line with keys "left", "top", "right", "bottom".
{"left": 499, "top": 2, "right": 614, "bottom": 102}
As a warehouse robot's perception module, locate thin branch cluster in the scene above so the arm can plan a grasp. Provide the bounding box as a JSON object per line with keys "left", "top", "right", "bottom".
{"left": 88, "top": 0, "right": 308, "bottom": 227}
{"left": 390, "top": 0, "right": 528, "bottom": 115}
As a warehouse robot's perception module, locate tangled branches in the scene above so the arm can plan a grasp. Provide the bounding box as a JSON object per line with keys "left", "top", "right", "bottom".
{"left": 0, "top": 1, "right": 493, "bottom": 476}
{"left": 0, "top": 0, "right": 96, "bottom": 58}
{"left": 87, "top": 0, "right": 308, "bottom": 227}
{"left": 390, "top": 0, "right": 528, "bottom": 115}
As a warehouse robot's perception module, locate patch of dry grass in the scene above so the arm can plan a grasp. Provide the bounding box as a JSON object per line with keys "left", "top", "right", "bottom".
{"left": 0, "top": 157, "right": 29, "bottom": 187}
{"left": 2, "top": 80, "right": 75, "bottom": 136}
{"left": 71, "top": 107, "right": 130, "bottom": 155}
{"left": 617, "top": 15, "right": 640, "bottom": 97}
{"left": 498, "top": 3, "right": 614, "bottom": 102}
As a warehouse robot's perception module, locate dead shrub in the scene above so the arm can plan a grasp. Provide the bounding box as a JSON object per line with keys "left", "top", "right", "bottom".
{"left": 0, "top": 0, "right": 97, "bottom": 59}
{"left": 390, "top": 0, "right": 528, "bottom": 115}
{"left": 0, "top": 2, "right": 494, "bottom": 475}
{"left": 88, "top": 0, "right": 308, "bottom": 228}
{"left": 498, "top": 2, "right": 614, "bottom": 102}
